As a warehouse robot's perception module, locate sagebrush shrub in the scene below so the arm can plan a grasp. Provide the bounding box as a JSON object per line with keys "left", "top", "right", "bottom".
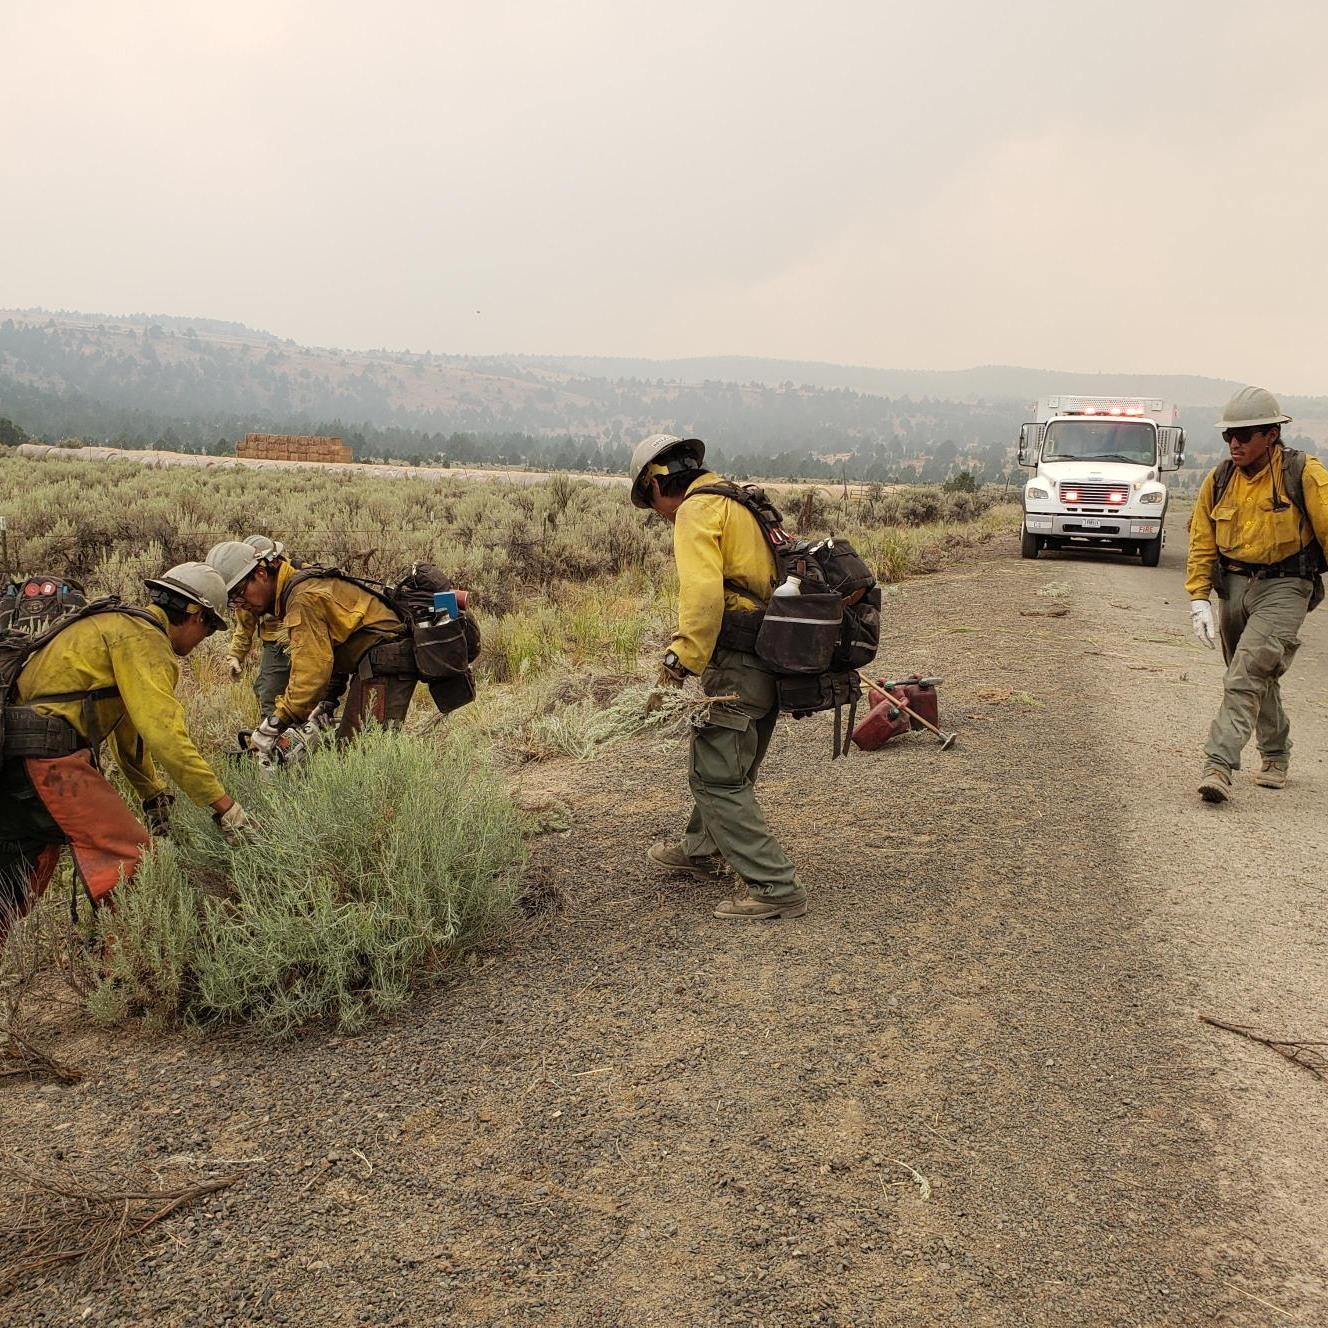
{"left": 89, "top": 729, "right": 525, "bottom": 1037}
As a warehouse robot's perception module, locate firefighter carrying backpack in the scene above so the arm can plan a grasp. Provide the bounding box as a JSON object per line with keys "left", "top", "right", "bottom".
{"left": 0, "top": 596, "right": 166, "bottom": 763}
{"left": 276, "top": 563, "right": 480, "bottom": 713}
{"left": 682, "top": 482, "right": 881, "bottom": 758}
{"left": 1209, "top": 447, "right": 1327, "bottom": 611}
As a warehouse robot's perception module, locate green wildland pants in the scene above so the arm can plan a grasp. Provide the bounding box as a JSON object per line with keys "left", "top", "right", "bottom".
{"left": 1205, "top": 574, "right": 1312, "bottom": 771}
{"left": 680, "top": 647, "right": 803, "bottom": 901}
{"left": 255, "top": 640, "right": 292, "bottom": 715}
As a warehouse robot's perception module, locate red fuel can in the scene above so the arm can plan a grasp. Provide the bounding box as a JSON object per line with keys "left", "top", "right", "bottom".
{"left": 889, "top": 675, "right": 940, "bottom": 731}
{"left": 852, "top": 696, "right": 911, "bottom": 751}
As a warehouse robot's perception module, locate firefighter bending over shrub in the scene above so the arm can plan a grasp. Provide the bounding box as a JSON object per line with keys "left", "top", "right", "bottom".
{"left": 0, "top": 563, "right": 253, "bottom": 939}
{"left": 205, "top": 541, "right": 478, "bottom": 762}
{"left": 224, "top": 534, "right": 297, "bottom": 712}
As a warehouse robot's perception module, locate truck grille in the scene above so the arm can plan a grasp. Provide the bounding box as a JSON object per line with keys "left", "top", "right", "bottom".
{"left": 1059, "top": 481, "right": 1127, "bottom": 505}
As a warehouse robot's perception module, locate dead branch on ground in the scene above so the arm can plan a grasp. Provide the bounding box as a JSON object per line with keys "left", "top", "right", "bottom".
{"left": 0, "top": 1155, "right": 239, "bottom": 1291}
{"left": 1, "top": 912, "right": 84, "bottom": 1086}
{"left": 1, "top": 1027, "right": 83, "bottom": 1085}
{"left": 1200, "top": 1015, "right": 1328, "bottom": 1082}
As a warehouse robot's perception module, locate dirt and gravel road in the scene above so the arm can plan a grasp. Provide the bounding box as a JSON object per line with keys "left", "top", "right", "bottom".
{"left": 4, "top": 517, "right": 1326, "bottom": 1326}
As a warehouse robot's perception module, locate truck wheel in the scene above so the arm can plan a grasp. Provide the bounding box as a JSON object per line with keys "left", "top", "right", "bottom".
{"left": 1139, "top": 535, "right": 1162, "bottom": 567}
{"left": 1020, "top": 525, "right": 1040, "bottom": 560}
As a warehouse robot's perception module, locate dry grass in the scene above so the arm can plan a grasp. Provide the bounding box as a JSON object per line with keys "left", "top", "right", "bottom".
{"left": 0, "top": 1155, "right": 238, "bottom": 1292}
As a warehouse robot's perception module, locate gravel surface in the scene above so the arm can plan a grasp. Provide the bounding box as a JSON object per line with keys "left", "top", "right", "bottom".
{"left": 3, "top": 522, "right": 1324, "bottom": 1325}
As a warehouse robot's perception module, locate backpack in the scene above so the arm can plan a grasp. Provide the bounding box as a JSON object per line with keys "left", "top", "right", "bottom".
{"left": 277, "top": 563, "right": 480, "bottom": 710}
{"left": 682, "top": 482, "right": 881, "bottom": 757}
{"left": 1210, "top": 447, "right": 1326, "bottom": 611}
{"left": 1, "top": 597, "right": 166, "bottom": 762}
{"left": 0, "top": 576, "right": 88, "bottom": 634}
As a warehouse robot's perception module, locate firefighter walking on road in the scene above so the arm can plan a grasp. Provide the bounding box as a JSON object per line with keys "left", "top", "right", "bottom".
{"left": 0, "top": 563, "right": 253, "bottom": 939}
{"left": 1187, "top": 387, "right": 1328, "bottom": 802}
{"left": 631, "top": 434, "right": 807, "bottom": 920}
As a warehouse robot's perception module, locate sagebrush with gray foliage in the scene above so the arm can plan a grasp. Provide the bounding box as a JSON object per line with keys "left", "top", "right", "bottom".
{"left": 85, "top": 729, "right": 525, "bottom": 1037}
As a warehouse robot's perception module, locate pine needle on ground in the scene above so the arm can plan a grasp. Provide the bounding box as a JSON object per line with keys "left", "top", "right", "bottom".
{"left": 0, "top": 1155, "right": 239, "bottom": 1292}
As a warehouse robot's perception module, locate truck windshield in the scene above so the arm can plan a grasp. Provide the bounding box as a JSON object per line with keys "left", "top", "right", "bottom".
{"left": 1042, "top": 420, "right": 1156, "bottom": 465}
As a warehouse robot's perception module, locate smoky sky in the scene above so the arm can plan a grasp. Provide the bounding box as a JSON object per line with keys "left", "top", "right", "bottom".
{"left": 3, "top": 1, "right": 1326, "bottom": 392}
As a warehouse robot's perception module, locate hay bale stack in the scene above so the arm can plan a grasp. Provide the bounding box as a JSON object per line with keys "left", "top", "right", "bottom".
{"left": 237, "top": 433, "right": 353, "bottom": 464}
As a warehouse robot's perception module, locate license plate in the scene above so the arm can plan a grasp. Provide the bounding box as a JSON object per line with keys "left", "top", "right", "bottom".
{"left": 1080, "top": 518, "right": 1102, "bottom": 528}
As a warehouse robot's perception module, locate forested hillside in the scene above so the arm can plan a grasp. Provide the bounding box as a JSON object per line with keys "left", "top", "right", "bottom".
{"left": 2, "top": 310, "right": 1324, "bottom": 481}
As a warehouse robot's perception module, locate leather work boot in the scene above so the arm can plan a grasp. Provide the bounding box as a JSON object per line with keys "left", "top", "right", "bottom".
{"left": 713, "top": 890, "right": 808, "bottom": 921}
{"left": 1254, "top": 759, "right": 1289, "bottom": 790}
{"left": 1198, "top": 766, "right": 1233, "bottom": 804}
{"left": 647, "top": 841, "right": 724, "bottom": 880}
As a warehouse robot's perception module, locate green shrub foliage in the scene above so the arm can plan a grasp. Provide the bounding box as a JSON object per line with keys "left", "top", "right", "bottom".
{"left": 90, "top": 729, "right": 525, "bottom": 1037}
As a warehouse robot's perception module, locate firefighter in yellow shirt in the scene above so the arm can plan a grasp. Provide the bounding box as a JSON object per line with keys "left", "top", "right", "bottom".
{"left": 224, "top": 535, "right": 293, "bottom": 712}
{"left": 1186, "top": 387, "right": 1328, "bottom": 802}
{"left": 0, "top": 563, "right": 252, "bottom": 938}
{"left": 206, "top": 541, "right": 416, "bottom": 756}
{"left": 631, "top": 434, "right": 806, "bottom": 921}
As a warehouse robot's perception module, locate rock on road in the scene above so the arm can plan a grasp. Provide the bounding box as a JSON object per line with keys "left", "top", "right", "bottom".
{"left": 4, "top": 517, "right": 1326, "bottom": 1327}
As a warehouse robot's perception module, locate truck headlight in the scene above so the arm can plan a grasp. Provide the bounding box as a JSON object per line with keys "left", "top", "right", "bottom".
{"left": 1138, "top": 490, "right": 1165, "bottom": 505}
{"left": 1026, "top": 485, "right": 1050, "bottom": 500}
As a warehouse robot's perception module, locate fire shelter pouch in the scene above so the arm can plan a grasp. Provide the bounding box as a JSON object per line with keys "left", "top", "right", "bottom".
{"left": 755, "top": 591, "right": 843, "bottom": 675}
{"left": 411, "top": 615, "right": 471, "bottom": 682}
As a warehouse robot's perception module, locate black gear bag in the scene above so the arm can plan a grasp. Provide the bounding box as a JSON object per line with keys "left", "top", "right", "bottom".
{"left": 682, "top": 483, "right": 881, "bottom": 757}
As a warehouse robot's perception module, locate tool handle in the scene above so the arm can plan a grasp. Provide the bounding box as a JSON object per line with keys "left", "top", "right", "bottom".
{"left": 878, "top": 675, "right": 943, "bottom": 689}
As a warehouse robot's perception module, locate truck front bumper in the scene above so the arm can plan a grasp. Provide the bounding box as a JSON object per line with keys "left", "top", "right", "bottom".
{"left": 1024, "top": 512, "right": 1162, "bottom": 541}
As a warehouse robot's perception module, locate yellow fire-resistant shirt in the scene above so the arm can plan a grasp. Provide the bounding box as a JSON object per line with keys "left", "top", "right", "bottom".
{"left": 227, "top": 606, "right": 290, "bottom": 662}
{"left": 271, "top": 560, "right": 405, "bottom": 725}
{"left": 670, "top": 472, "right": 778, "bottom": 675}
{"left": 1186, "top": 449, "right": 1328, "bottom": 599}
{"left": 15, "top": 604, "right": 227, "bottom": 807}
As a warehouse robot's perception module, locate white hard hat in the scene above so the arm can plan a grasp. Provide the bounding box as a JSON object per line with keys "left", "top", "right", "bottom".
{"left": 244, "top": 534, "right": 286, "bottom": 559}
{"left": 629, "top": 434, "right": 705, "bottom": 508}
{"left": 1215, "top": 386, "right": 1292, "bottom": 430}
{"left": 144, "top": 562, "right": 229, "bottom": 628}
{"left": 206, "top": 539, "right": 262, "bottom": 592}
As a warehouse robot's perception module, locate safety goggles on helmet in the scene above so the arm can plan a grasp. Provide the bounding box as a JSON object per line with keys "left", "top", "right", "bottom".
{"left": 632, "top": 450, "right": 703, "bottom": 505}
{"left": 145, "top": 586, "right": 227, "bottom": 633}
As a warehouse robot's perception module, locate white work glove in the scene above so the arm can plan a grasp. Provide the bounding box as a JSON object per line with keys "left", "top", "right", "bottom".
{"left": 226, "top": 656, "right": 244, "bottom": 679}
{"left": 214, "top": 801, "right": 256, "bottom": 846}
{"left": 1190, "top": 599, "right": 1217, "bottom": 649}
{"left": 248, "top": 714, "right": 284, "bottom": 758}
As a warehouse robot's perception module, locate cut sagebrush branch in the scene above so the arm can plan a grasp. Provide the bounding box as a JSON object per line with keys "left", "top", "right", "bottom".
{"left": 1200, "top": 1015, "right": 1328, "bottom": 1082}
{"left": 0, "top": 1156, "right": 239, "bottom": 1291}
{"left": 1, "top": 1027, "right": 83, "bottom": 1086}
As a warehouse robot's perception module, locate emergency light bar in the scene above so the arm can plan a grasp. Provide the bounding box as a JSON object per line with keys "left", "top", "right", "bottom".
{"left": 1046, "top": 396, "right": 1165, "bottom": 413}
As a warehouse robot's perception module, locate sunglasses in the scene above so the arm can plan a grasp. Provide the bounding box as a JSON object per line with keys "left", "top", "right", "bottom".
{"left": 1222, "top": 426, "right": 1268, "bottom": 445}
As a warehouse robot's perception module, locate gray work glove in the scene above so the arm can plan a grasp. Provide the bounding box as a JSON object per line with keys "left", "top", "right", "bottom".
{"left": 307, "top": 700, "right": 338, "bottom": 731}
{"left": 248, "top": 714, "right": 285, "bottom": 759}
{"left": 214, "top": 801, "right": 257, "bottom": 846}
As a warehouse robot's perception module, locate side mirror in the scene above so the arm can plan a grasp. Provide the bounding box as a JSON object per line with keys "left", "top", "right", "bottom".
{"left": 1158, "top": 426, "right": 1186, "bottom": 472}
{"left": 1017, "top": 422, "right": 1042, "bottom": 468}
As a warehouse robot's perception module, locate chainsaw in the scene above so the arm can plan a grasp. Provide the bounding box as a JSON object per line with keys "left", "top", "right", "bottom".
{"left": 236, "top": 712, "right": 333, "bottom": 772}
